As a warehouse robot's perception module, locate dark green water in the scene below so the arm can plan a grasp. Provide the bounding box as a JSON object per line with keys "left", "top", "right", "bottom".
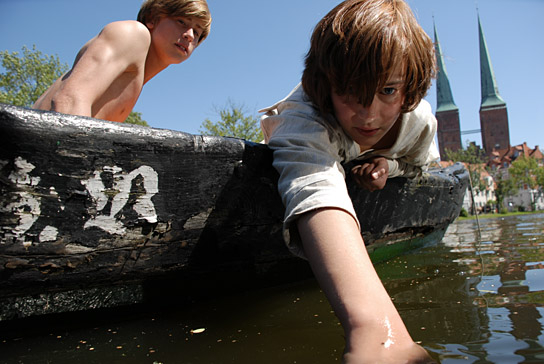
{"left": 2, "top": 213, "right": 544, "bottom": 363}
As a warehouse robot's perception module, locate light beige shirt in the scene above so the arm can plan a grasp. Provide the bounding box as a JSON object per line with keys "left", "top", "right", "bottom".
{"left": 260, "top": 84, "right": 439, "bottom": 257}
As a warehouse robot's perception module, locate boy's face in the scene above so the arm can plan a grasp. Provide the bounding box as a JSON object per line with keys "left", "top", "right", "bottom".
{"left": 331, "top": 71, "right": 405, "bottom": 151}
{"left": 148, "top": 16, "right": 205, "bottom": 65}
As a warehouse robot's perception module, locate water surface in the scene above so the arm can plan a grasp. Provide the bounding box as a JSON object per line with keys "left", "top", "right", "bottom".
{"left": 2, "top": 213, "right": 544, "bottom": 363}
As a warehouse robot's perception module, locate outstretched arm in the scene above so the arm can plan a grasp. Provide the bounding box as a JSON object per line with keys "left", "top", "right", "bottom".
{"left": 298, "top": 208, "right": 435, "bottom": 363}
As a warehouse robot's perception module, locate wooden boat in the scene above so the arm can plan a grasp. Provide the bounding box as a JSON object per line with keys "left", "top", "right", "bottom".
{"left": 0, "top": 103, "right": 469, "bottom": 320}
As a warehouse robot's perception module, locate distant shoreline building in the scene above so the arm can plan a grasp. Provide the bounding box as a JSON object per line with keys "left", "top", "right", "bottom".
{"left": 435, "top": 13, "right": 511, "bottom": 160}
{"left": 434, "top": 22, "right": 462, "bottom": 160}
{"left": 477, "top": 14, "right": 510, "bottom": 156}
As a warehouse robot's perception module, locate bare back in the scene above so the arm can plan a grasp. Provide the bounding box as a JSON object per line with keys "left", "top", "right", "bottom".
{"left": 33, "top": 21, "right": 152, "bottom": 122}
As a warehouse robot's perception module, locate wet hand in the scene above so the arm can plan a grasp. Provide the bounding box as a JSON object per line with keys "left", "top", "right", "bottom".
{"left": 351, "top": 157, "right": 389, "bottom": 191}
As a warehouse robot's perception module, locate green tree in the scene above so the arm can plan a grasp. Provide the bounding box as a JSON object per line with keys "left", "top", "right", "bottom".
{"left": 0, "top": 45, "right": 68, "bottom": 107}
{"left": 1, "top": 45, "right": 148, "bottom": 126}
{"left": 494, "top": 173, "right": 516, "bottom": 213}
{"left": 508, "top": 156, "right": 544, "bottom": 211}
{"left": 446, "top": 143, "right": 487, "bottom": 213}
{"left": 124, "top": 111, "right": 149, "bottom": 126}
{"left": 199, "top": 101, "right": 263, "bottom": 142}
{"left": 445, "top": 142, "right": 486, "bottom": 165}
{"left": 509, "top": 156, "right": 541, "bottom": 189}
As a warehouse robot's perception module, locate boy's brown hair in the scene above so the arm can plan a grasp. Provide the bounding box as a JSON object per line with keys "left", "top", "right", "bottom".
{"left": 137, "top": 0, "right": 212, "bottom": 43}
{"left": 302, "top": 0, "right": 436, "bottom": 116}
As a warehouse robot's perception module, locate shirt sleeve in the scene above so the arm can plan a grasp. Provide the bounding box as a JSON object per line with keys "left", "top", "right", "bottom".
{"left": 264, "top": 104, "right": 360, "bottom": 258}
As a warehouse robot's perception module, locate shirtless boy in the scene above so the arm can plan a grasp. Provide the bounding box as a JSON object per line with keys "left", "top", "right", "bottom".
{"left": 33, "top": 0, "right": 211, "bottom": 122}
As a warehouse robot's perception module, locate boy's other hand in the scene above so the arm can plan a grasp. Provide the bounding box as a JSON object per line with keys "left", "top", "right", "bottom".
{"left": 351, "top": 157, "right": 389, "bottom": 191}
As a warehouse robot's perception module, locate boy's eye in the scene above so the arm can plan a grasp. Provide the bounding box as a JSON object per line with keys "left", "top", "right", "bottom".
{"left": 178, "top": 18, "right": 201, "bottom": 41}
{"left": 381, "top": 87, "right": 396, "bottom": 95}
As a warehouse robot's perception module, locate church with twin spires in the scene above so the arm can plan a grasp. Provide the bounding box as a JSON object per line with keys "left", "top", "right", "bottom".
{"left": 434, "top": 14, "right": 511, "bottom": 161}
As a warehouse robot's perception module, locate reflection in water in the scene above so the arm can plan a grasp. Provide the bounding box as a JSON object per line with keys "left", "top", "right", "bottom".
{"left": 2, "top": 214, "right": 544, "bottom": 363}
{"left": 387, "top": 213, "right": 544, "bottom": 363}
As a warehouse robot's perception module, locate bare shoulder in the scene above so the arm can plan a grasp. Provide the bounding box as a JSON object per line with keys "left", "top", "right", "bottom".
{"left": 101, "top": 21, "right": 150, "bottom": 38}
{"left": 77, "top": 20, "right": 151, "bottom": 68}
{"left": 98, "top": 21, "right": 151, "bottom": 52}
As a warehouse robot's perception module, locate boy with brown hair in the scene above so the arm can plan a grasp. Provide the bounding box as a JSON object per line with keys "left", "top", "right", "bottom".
{"left": 33, "top": 0, "right": 211, "bottom": 123}
{"left": 260, "top": 0, "right": 439, "bottom": 362}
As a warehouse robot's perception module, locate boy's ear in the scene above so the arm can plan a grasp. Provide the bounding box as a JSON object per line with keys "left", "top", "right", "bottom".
{"left": 146, "top": 16, "right": 160, "bottom": 30}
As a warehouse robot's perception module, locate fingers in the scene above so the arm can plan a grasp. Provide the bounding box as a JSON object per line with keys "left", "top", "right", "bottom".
{"left": 367, "top": 158, "right": 389, "bottom": 180}
{"left": 353, "top": 163, "right": 385, "bottom": 180}
{"left": 351, "top": 158, "right": 389, "bottom": 191}
{"left": 371, "top": 168, "right": 386, "bottom": 180}
{"left": 352, "top": 162, "right": 374, "bottom": 176}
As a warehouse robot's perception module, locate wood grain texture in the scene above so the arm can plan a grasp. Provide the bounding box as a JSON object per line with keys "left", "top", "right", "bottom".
{"left": 0, "top": 103, "right": 469, "bottom": 319}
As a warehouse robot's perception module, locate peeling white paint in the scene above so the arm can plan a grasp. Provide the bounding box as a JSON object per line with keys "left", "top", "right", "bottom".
{"left": 82, "top": 170, "right": 108, "bottom": 211}
{"left": 130, "top": 166, "right": 158, "bottom": 224}
{"left": 39, "top": 226, "right": 58, "bottom": 242}
{"left": 1, "top": 158, "right": 41, "bottom": 243}
{"left": 9, "top": 157, "right": 40, "bottom": 186}
{"left": 83, "top": 165, "right": 159, "bottom": 235}
{"left": 4, "top": 191, "right": 41, "bottom": 239}
{"left": 2, "top": 157, "right": 161, "bottom": 243}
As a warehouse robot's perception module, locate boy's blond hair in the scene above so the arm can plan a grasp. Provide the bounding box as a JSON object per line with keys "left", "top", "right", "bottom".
{"left": 302, "top": 0, "right": 436, "bottom": 115}
{"left": 137, "top": 0, "right": 212, "bottom": 43}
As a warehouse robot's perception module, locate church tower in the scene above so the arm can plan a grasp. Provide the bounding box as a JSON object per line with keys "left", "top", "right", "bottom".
{"left": 434, "top": 22, "right": 462, "bottom": 160}
{"left": 478, "top": 14, "right": 510, "bottom": 154}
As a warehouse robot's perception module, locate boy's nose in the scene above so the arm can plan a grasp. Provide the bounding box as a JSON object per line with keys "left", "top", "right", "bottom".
{"left": 356, "top": 100, "right": 377, "bottom": 120}
{"left": 183, "top": 28, "right": 195, "bottom": 41}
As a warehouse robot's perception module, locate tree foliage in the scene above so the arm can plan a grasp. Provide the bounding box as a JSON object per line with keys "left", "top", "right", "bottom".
{"left": 124, "top": 111, "right": 149, "bottom": 126}
{"left": 199, "top": 101, "right": 263, "bottom": 142}
{"left": 0, "top": 45, "right": 68, "bottom": 107}
{"left": 445, "top": 143, "right": 487, "bottom": 192}
{"left": 508, "top": 156, "right": 544, "bottom": 211}
{"left": 509, "top": 156, "right": 544, "bottom": 190}
{"left": 445, "top": 142, "right": 485, "bottom": 165}
{"left": 493, "top": 173, "right": 516, "bottom": 213}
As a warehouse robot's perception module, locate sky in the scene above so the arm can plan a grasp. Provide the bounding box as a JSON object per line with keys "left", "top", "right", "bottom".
{"left": 2, "top": 0, "right": 543, "bottom": 151}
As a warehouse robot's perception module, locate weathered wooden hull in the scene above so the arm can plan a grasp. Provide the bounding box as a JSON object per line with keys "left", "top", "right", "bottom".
{"left": 0, "top": 104, "right": 469, "bottom": 320}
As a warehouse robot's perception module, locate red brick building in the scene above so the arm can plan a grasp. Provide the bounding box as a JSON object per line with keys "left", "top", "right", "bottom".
{"left": 435, "top": 14, "right": 511, "bottom": 160}
{"left": 434, "top": 23, "right": 462, "bottom": 160}
{"left": 478, "top": 15, "right": 510, "bottom": 155}
{"left": 489, "top": 143, "right": 543, "bottom": 169}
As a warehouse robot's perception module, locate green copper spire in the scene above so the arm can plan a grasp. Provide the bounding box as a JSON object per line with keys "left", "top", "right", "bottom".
{"left": 434, "top": 22, "right": 458, "bottom": 113}
{"left": 478, "top": 14, "right": 506, "bottom": 108}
